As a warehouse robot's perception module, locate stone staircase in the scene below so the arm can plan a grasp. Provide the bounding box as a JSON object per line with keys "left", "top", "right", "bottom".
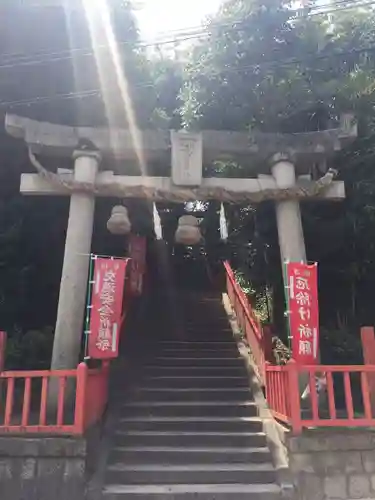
{"left": 101, "top": 294, "right": 281, "bottom": 499}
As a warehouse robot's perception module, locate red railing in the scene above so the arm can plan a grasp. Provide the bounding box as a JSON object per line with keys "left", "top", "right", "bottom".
{"left": 82, "top": 362, "right": 109, "bottom": 430}
{"left": 0, "top": 361, "right": 108, "bottom": 434}
{"left": 224, "top": 264, "right": 375, "bottom": 433}
{"left": 264, "top": 363, "right": 292, "bottom": 424}
{"left": 224, "top": 261, "right": 267, "bottom": 382}
{"left": 361, "top": 326, "right": 375, "bottom": 413}
{"left": 266, "top": 360, "right": 375, "bottom": 433}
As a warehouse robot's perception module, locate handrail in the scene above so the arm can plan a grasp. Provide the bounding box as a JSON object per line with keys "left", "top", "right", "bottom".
{"left": 265, "top": 358, "right": 375, "bottom": 434}
{"left": 224, "top": 261, "right": 266, "bottom": 382}
{"left": 223, "top": 261, "right": 262, "bottom": 340}
{"left": 1, "top": 369, "right": 78, "bottom": 378}
{"left": 0, "top": 362, "right": 109, "bottom": 434}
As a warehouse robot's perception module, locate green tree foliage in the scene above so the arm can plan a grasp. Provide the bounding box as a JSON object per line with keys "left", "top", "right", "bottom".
{"left": 180, "top": 0, "right": 375, "bottom": 354}
{"left": 182, "top": 0, "right": 375, "bottom": 132}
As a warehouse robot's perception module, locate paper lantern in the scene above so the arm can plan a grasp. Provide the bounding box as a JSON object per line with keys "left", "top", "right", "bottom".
{"left": 175, "top": 215, "right": 202, "bottom": 245}
{"left": 107, "top": 205, "right": 131, "bottom": 235}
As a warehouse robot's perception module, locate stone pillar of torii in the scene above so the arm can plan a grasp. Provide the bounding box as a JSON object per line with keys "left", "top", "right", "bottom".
{"left": 5, "top": 113, "right": 356, "bottom": 371}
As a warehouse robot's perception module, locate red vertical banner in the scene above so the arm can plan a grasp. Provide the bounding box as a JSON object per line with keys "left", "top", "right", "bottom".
{"left": 88, "top": 258, "right": 129, "bottom": 359}
{"left": 128, "top": 235, "right": 146, "bottom": 296}
{"left": 286, "top": 262, "right": 319, "bottom": 365}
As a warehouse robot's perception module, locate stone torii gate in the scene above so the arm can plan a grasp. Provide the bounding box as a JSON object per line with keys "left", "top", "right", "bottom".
{"left": 5, "top": 113, "right": 356, "bottom": 371}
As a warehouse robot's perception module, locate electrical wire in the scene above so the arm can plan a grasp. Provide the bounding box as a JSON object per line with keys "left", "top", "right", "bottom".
{"left": 0, "top": 0, "right": 373, "bottom": 70}
{"left": 0, "top": 0, "right": 346, "bottom": 63}
{"left": 0, "top": 2, "right": 373, "bottom": 108}
{"left": 1, "top": 40, "right": 375, "bottom": 109}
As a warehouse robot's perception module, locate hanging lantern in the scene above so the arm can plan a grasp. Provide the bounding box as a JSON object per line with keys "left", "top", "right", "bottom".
{"left": 175, "top": 215, "right": 202, "bottom": 245}
{"left": 107, "top": 205, "right": 131, "bottom": 235}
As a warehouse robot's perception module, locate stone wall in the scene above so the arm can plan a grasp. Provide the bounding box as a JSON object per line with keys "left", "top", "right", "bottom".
{"left": 287, "top": 430, "right": 375, "bottom": 500}
{"left": 0, "top": 436, "right": 87, "bottom": 500}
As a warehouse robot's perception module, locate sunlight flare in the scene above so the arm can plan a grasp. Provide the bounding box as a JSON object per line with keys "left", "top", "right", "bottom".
{"left": 82, "top": 0, "right": 146, "bottom": 174}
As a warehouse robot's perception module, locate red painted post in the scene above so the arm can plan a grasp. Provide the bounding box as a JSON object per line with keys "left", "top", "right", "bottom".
{"left": 264, "top": 361, "right": 271, "bottom": 408}
{"left": 57, "top": 377, "right": 67, "bottom": 427}
{"left": 361, "top": 327, "right": 375, "bottom": 413}
{"left": 74, "top": 363, "right": 88, "bottom": 434}
{"left": 361, "top": 327, "right": 375, "bottom": 363}
{"left": 286, "top": 360, "right": 302, "bottom": 434}
{"left": 326, "top": 372, "right": 336, "bottom": 419}
{"left": 39, "top": 377, "right": 48, "bottom": 426}
{"left": 4, "top": 378, "right": 14, "bottom": 426}
{"left": 0, "top": 332, "right": 6, "bottom": 416}
{"left": 0, "top": 331, "right": 7, "bottom": 372}
{"left": 21, "top": 377, "right": 32, "bottom": 427}
{"left": 343, "top": 371, "right": 354, "bottom": 422}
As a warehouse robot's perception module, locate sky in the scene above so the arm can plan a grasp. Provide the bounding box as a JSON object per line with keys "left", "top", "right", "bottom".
{"left": 134, "top": 0, "right": 222, "bottom": 39}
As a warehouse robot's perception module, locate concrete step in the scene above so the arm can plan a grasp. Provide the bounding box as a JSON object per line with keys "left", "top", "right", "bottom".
{"left": 140, "top": 376, "right": 249, "bottom": 389}
{"left": 112, "top": 431, "right": 267, "bottom": 448}
{"left": 182, "top": 324, "right": 231, "bottom": 331}
{"left": 181, "top": 318, "right": 229, "bottom": 324}
{"left": 109, "top": 445, "right": 272, "bottom": 464}
{"left": 155, "top": 350, "right": 239, "bottom": 358}
{"left": 122, "top": 401, "right": 258, "bottom": 418}
{"left": 102, "top": 483, "right": 281, "bottom": 499}
{"left": 116, "top": 416, "right": 264, "bottom": 433}
{"left": 144, "top": 366, "right": 247, "bottom": 377}
{"left": 157, "top": 341, "right": 236, "bottom": 349}
{"left": 151, "top": 357, "right": 243, "bottom": 367}
{"left": 156, "top": 349, "right": 240, "bottom": 358}
{"left": 182, "top": 314, "right": 229, "bottom": 320}
{"left": 178, "top": 325, "right": 233, "bottom": 341}
{"left": 131, "top": 387, "right": 253, "bottom": 403}
{"left": 163, "top": 338, "right": 233, "bottom": 345}
{"left": 106, "top": 462, "right": 276, "bottom": 485}
{"left": 180, "top": 306, "right": 225, "bottom": 312}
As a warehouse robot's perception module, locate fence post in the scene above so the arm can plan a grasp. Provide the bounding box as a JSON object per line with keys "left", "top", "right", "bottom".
{"left": 74, "top": 362, "right": 88, "bottom": 435}
{"left": 264, "top": 361, "right": 271, "bottom": 404}
{"left": 286, "top": 359, "right": 302, "bottom": 434}
{"left": 0, "top": 331, "right": 7, "bottom": 372}
{"left": 361, "top": 326, "right": 375, "bottom": 414}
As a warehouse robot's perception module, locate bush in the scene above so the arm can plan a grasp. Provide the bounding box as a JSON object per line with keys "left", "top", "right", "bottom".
{"left": 5, "top": 326, "right": 54, "bottom": 370}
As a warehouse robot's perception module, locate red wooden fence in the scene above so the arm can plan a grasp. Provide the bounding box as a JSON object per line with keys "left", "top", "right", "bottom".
{"left": 0, "top": 361, "right": 108, "bottom": 434}
{"left": 224, "top": 264, "right": 375, "bottom": 434}
{"left": 224, "top": 261, "right": 270, "bottom": 382}
{"left": 266, "top": 360, "right": 375, "bottom": 433}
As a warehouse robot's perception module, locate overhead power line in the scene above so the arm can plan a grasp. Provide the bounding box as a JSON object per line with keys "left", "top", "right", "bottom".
{"left": 2, "top": 43, "right": 375, "bottom": 109}
{"left": 0, "top": 0, "right": 373, "bottom": 70}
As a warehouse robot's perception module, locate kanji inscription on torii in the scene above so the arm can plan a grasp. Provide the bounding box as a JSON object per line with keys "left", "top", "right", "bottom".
{"left": 171, "top": 130, "right": 203, "bottom": 186}
{"left": 286, "top": 262, "right": 319, "bottom": 364}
